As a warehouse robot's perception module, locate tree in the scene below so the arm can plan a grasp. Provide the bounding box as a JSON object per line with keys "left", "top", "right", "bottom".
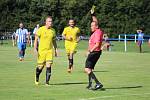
{"left": 0, "top": 0, "right": 150, "bottom": 36}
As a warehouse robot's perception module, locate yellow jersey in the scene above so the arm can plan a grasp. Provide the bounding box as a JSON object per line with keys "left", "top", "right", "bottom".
{"left": 62, "top": 26, "right": 80, "bottom": 43}
{"left": 37, "top": 26, "right": 56, "bottom": 52}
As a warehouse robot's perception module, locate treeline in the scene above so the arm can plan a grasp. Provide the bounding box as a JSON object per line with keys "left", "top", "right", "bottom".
{"left": 0, "top": 0, "right": 150, "bottom": 37}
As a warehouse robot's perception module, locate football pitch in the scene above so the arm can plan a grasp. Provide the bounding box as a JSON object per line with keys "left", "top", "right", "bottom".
{"left": 0, "top": 40, "right": 150, "bottom": 100}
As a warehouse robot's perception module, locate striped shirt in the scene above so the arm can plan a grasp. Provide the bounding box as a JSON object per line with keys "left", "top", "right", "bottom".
{"left": 16, "top": 28, "right": 28, "bottom": 43}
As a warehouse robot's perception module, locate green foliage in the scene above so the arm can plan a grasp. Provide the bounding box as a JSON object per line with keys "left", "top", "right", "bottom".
{"left": 0, "top": 0, "right": 150, "bottom": 36}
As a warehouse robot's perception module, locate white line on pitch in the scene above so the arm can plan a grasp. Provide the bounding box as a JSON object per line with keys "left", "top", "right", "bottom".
{"left": 79, "top": 92, "right": 150, "bottom": 100}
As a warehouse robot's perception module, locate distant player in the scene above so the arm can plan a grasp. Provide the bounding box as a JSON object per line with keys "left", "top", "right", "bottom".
{"left": 15, "top": 23, "right": 30, "bottom": 61}
{"left": 12, "top": 32, "right": 16, "bottom": 46}
{"left": 34, "top": 16, "right": 58, "bottom": 85}
{"left": 84, "top": 6, "right": 104, "bottom": 90}
{"left": 33, "top": 24, "right": 40, "bottom": 51}
{"left": 137, "top": 28, "right": 144, "bottom": 53}
{"left": 148, "top": 39, "right": 150, "bottom": 47}
{"left": 33, "top": 24, "right": 40, "bottom": 35}
{"left": 101, "top": 34, "right": 111, "bottom": 51}
{"left": 62, "top": 19, "right": 80, "bottom": 73}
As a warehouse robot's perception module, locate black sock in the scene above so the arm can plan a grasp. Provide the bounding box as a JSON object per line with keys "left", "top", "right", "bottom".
{"left": 88, "top": 73, "right": 92, "bottom": 87}
{"left": 23, "top": 50, "right": 25, "bottom": 57}
{"left": 69, "top": 59, "right": 73, "bottom": 69}
{"left": 46, "top": 67, "right": 51, "bottom": 84}
{"left": 36, "top": 67, "right": 42, "bottom": 82}
{"left": 90, "top": 72, "right": 101, "bottom": 84}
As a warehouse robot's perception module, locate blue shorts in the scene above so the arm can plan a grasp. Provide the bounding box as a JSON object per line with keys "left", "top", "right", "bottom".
{"left": 17, "top": 43, "right": 26, "bottom": 51}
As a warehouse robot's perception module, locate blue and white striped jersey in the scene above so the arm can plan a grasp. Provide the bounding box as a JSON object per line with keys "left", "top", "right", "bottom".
{"left": 16, "top": 28, "right": 28, "bottom": 43}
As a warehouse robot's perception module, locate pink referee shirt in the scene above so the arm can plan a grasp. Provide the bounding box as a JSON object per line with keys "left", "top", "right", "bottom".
{"left": 89, "top": 28, "right": 103, "bottom": 51}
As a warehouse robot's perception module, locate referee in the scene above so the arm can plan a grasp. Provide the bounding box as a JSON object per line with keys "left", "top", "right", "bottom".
{"left": 84, "top": 9, "right": 104, "bottom": 90}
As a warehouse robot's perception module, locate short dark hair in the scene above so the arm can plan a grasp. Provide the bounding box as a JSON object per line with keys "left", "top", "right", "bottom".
{"left": 137, "top": 27, "right": 144, "bottom": 31}
{"left": 69, "top": 19, "right": 76, "bottom": 24}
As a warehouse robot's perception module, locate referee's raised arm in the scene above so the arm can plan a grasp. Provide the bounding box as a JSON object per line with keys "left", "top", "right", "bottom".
{"left": 90, "top": 7, "right": 98, "bottom": 24}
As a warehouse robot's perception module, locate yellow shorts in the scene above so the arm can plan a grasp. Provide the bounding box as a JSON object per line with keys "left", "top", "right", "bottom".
{"left": 65, "top": 42, "right": 77, "bottom": 54}
{"left": 37, "top": 50, "right": 53, "bottom": 66}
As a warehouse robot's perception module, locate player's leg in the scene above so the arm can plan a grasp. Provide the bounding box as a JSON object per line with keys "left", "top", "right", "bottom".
{"left": 35, "top": 52, "right": 45, "bottom": 85}
{"left": 12, "top": 37, "right": 15, "bottom": 46}
{"left": 67, "top": 53, "right": 74, "bottom": 73}
{"left": 140, "top": 41, "right": 143, "bottom": 53}
{"left": 20, "top": 43, "right": 24, "bottom": 59}
{"left": 35, "top": 65, "right": 44, "bottom": 85}
{"left": 66, "top": 52, "right": 73, "bottom": 73}
{"left": 67, "top": 53, "right": 71, "bottom": 72}
{"left": 85, "top": 51, "right": 103, "bottom": 90}
{"left": 91, "top": 51, "right": 103, "bottom": 90}
{"left": 106, "top": 43, "right": 110, "bottom": 51}
{"left": 68, "top": 43, "right": 77, "bottom": 72}
{"left": 90, "top": 70, "right": 103, "bottom": 90}
{"left": 138, "top": 41, "right": 142, "bottom": 53}
{"left": 140, "top": 45, "right": 142, "bottom": 53}
{"left": 68, "top": 53, "right": 73, "bottom": 69}
{"left": 85, "top": 52, "right": 95, "bottom": 89}
{"left": 85, "top": 67, "right": 93, "bottom": 89}
{"left": 45, "top": 63, "right": 52, "bottom": 85}
{"left": 45, "top": 50, "right": 53, "bottom": 85}
{"left": 65, "top": 43, "right": 72, "bottom": 73}
{"left": 85, "top": 68, "right": 103, "bottom": 90}
{"left": 22, "top": 43, "right": 26, "bottom": 59}
{"left": 148, "top": 39, "right": 150, "bottom": 47}
{"left": 17, "top": 43, "right": 23, "bottom": 61}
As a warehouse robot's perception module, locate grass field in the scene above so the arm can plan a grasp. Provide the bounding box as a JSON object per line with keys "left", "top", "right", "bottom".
{"left": 0, "top": 40, "right": 150, "bottom": 100}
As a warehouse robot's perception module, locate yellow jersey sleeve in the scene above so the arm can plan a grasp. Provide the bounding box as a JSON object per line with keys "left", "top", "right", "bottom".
{"left": 62, "top": 27, "right": 67, "bottom": 35}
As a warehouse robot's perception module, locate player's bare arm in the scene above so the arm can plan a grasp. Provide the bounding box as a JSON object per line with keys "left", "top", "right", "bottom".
{"left": 62, "top": 34, "right": 72, "bottom": 41}
{"left": 27, "top": 32, "right": 30, "bottom": 45}
{"left": 33, "top": 34, "right": 38, "bottom": 55}
{"left": 90, "top": 6, "right": 98, "bottom": 24}
{"left": 76, "top": 33, "right": 80, "bottom": 43}
{"left": 53, "top": 38, "right": 58, "bottom": 57}
{"left": 92, "top": 16, "right": 98, "bottom": 24}
{"left": 15, "top": 35, "right": 18, "bottom": 43}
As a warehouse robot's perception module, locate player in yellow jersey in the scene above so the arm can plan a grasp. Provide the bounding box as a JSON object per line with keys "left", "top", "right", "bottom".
{"left": 34, "top": 16, "right": 58, "bottom": 85}
{"left": 62, "top": 19, "right": 80, "bottom": 73}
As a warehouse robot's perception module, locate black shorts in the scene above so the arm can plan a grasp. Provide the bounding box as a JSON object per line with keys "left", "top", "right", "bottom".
{"left": 85, "top": 51, "right": 102, "bottom": 69}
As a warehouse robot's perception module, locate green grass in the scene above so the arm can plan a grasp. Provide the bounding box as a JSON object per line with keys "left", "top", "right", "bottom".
{"left": 0, "top": 40, "right": 150, "bottom": 100}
